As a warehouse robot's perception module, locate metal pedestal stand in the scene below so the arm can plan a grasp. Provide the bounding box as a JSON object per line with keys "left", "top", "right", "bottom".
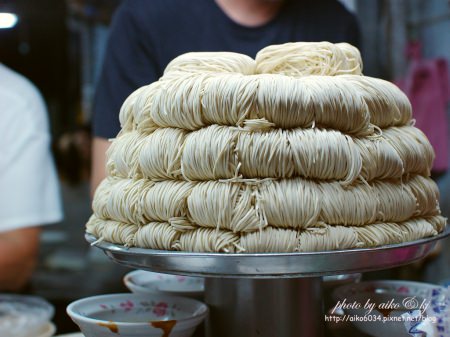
{"left": 87, "top": 230, "right": 449, "bottom": 337}
{"left": 205, "top": 277, "right": 323, "bottom": 336}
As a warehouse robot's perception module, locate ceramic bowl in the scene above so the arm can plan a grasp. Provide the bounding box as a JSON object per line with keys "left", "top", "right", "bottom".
{"left": 323, "top": 273, "right": 362, "bottom": 287}
{"left": 124, "top": 270, "right": 205, "bottom": 299}
{"left": 66, "top": 293, "right": 208, "bottom": 337}
{"left": 332, "top": 280, "right": 445, "bottom": 337}
{"left": 35, "top": 322, "right": 56, "bottom": 337}
{"left": 322, "top": 273, "right": 362, "bottom": 312}
{"left": 0, "top": 294, "right": 54, "bottom": 337}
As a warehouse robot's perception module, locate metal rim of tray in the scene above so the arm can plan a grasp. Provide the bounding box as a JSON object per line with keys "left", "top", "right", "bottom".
{"left": 86, "top": 227, "right": 449, "bottom": 278}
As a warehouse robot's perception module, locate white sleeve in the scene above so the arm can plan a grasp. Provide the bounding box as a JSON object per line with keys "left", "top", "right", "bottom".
{"left": 0, "top": 89, "right": 63, "bottom": 232}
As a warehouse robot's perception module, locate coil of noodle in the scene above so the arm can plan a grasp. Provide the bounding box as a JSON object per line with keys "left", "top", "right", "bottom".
{"left": 88, "top": 42, "right": 446, "bottom": 253}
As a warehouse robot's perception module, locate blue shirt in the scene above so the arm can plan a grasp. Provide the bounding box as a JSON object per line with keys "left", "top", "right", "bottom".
{"left": 93, "top": 0, "right": 360, "bottom": 138}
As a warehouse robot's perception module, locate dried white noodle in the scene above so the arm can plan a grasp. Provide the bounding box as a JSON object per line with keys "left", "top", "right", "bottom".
{"left": 88, "top": 42, "right": 445, "bottom": 253}
{"left": 92, "top": 175, "right": 439, "bottom": 232}
{"left": 86, "top": 215, "right": 445, "bottom": 252}
{"left": 107, "top": 125, "right": 434, "bottom": 185}
{"left": 134, "top": 222, "right": 180, "bottom": 250}
{"left": 139, "top": 128, "right": 186, "bottom": 180}
{"left": 255, "top": 42, "right": 362, "bottom": 76}
{"left": 164, "top": 52, "right": 256, "bottom": 76}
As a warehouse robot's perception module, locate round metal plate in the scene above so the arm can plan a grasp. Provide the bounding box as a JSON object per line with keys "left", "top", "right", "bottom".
{"left": 86, "top": 228, "right": 449, "bottom": 278}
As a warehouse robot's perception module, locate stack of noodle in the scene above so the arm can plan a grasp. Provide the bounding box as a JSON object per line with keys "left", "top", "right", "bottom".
{"left": 87, "top": 41, "right": 446, "bottom": 253}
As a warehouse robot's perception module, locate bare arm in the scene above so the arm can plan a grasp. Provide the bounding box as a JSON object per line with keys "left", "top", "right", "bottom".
{"left": 0, "top": 227, "right": 41, "bottom": 291}
{"left": 91, "top": 137, "right": 111, "bottom": 197}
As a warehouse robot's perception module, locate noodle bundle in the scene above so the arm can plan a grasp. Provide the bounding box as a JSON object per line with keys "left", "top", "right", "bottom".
{"left": 88, "top": 42, "right": 445, "bottom": 253}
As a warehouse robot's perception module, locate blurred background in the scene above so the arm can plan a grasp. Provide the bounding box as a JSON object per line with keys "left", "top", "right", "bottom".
{"left": 0, "top": 0, "right": 449, "bottom": 334}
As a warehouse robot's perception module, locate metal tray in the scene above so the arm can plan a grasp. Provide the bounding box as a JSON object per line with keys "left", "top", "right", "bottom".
{"left": 86, "top": 228, "right": 449, "bottom": 278}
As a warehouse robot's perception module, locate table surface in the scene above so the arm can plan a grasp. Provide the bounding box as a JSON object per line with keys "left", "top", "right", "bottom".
{"left": 54, "top": 325, "right": 371, "bottom": 337}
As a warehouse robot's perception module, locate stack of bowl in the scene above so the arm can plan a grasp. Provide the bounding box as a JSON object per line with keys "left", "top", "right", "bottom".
{"left": 0, "top": 294, "right": 55, "bottom": 337}
{"left": 124, "top": 271, "right": 205, "bottom": 300}
{"left": 66, "top": 271, "right": 207, "bottom": 337}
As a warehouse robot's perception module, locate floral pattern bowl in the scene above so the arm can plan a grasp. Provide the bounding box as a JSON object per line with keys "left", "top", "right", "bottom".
{"left": 66, "top": 293, "right": 208, "bottom": 337}
{"left": 332, "top": 280, "right": 445, "bottom": 337}
{"left": 124, "top": 270, "right": 205, "bottom": 299}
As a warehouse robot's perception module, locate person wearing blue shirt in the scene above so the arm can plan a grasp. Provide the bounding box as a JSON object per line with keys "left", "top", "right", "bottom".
{"left": 91, "top": 0, "right": 360, "bottom": 192}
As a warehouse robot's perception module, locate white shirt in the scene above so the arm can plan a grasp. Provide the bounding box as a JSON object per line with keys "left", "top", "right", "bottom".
{"left": 0, "top": 64, "right": 63, "bottom": 232}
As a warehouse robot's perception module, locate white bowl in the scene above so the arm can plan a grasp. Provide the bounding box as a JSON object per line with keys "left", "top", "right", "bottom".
{"left": 322, "top": 273, "right": 362, "bottom": 313}
{"left": 35, "top": 322, "right": 56, "bottom": 337}
{"left": 66, "top": 293, "right": 208, "bottom": 337}
{"left": 124, "top": 270, "right": 205, "bottom": 299}
{"left": 0, "top": 294, "right": 55, "bottom": 337}
{"left": 332, "top": 280, "right": 444, "bottom": 337}
{"left": 323, "top": 273, "right": 362, "bottom": 287}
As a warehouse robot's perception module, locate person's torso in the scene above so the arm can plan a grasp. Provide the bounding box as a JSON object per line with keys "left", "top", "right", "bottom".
{"left": 129, "top": 0, "right": 358, "bottom": 78}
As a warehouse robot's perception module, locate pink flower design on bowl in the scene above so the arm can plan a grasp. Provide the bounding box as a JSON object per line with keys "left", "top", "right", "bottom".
{"left": 153, "top": 302, "right": 168, "bottom": 317}
{"left": 120, "top": 300, "right": 134, "bottom": 312}
{"left": 396, "top": 286, "right": 410, "bottom": 294}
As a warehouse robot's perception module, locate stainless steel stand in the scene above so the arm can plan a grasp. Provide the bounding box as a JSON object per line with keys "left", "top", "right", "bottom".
{"left": 205, "top": 277, "right": 323, "bottom": 337}
{"left": 86, "top": 229, "right": 449, "bottom": 337}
